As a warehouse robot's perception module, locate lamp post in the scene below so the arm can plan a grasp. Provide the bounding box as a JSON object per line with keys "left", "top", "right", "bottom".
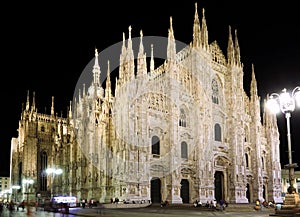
{"left": 23, "top": 179, "right": 34, "bottom": 214}
{"left": 266, "top": 86, "right": 300, "bottom": 194}
{"left": 23, "top": 179, "right": 34, "bottom": 203}
{"left": 46, "top": 168, "right": 63, "bottom": 199}
{"left": 11, "top": 185, "right": 21, "bottom": 203}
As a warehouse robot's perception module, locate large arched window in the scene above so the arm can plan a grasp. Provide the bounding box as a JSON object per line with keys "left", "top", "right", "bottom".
{"left": 214, "top": 123, "right": 222, "bottom": 142}
{"left": 181, "top": 141, "right": 188, "bottom": 159}
{"left": 212, "top": 78, "right": 219, "bottom": 104}
{"left": 152, "top": 136, "right": 160, "bottom": 156}
{"left": 40, "top": 151, "right": 48, "bottom": 191}
{"left": 179, "top": 108, "right": 186, "bottom": 127}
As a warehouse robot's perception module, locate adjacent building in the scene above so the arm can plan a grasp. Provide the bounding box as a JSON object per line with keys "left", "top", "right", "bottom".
{"left": 0, "top": 176, "right": 10, "bottom": 202}
{"left": 10, "top": 3, "right": 283, "bottom": 204}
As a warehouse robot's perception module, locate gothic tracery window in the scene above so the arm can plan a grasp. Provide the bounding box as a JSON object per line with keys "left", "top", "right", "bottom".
{"left": 179, "top": 108, "right": 186, "bottom": 127}
{"left": 245, "top": 153, "right": 249, "bottom": 168}
{"left": 214, "top": 123, "right": 222, "bottom": 142}
{"left": 181, "top": 141, "right": 188, "bottom": 159}
{"left": 151, "top": 136, "right": 160, "bottom": 156}
{"left": 212, "top": 78, "right": 219, "bottom": 104}
{"left": 40, "top": 151, "right": 48, "bottom": 191}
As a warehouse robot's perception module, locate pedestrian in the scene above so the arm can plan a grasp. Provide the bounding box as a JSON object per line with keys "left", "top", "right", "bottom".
{"left": 193, "top": 200, "right": 198, "bottom": 207}
{"left": 255, "top": 199, "right": 260, "bottom": 210}
{"left": 260, "top": 199, "right": 264, "bottom": 211}
{"left": 82, "top": 199, "right": 86, "bottom": 208}
{"left": 97, "top": 202, "right": 104, "bottom": 216}
{"left": 212, "top": 200, "right": 217, "bottom": 209}
{"left": 0, "top": 203, "right": 3, "bottom": 214}
{"left": 219, "top": 199, "right": 225, "bottom": 211}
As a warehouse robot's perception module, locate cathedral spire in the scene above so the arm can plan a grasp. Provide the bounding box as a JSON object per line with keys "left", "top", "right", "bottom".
{"left": 68, "top": 100, "right": 72, "bottom": 119}
{"left": 201, "top": 8, "right": 209, "bottom": 50}
{"left": 51, "top": 96, "right": 55, "bottom": 116}
{"left": 250, "top": 64, "right": 261, "bottom": 123}
{"left": 31, "top": 91, "right": 36, "bottom": 111}
{"left": 26, "top": 90, "right": 30, "bottom": 111}
{"left": 127, "top": 25, "right": 135, "bottom": 80}
{"left": 121, "top": 32, "right": 126, "bottom": 57}
{"left": 93, "top": 48, "right": 101, "bottom": 86}
{"left": 138, "top": 30, "right": 144, "bottom": 55}
{"left": 105, "top": 60, "right": 112, "bottom": 100}
{"left": 192, "top": 2, "right": 201, "bottom": 48}
{"left": 137, "top": 29, "right": 147, "bottom": 77}
{"left": 234, "top": 29, "right": 241, "bottom": 66}
{"left": 119, "top": 32, "right": 126, "bottom": 81}
{"left": 250, "top": 64, "right": 258, "bottom": 96}
{"left": 83, "top": 83, "right": 86, "bottom": 97}
{"left": 167, "top": 16, "right": 176, "bottom": 61}
{"left": 227, "top": 25, "right": 235, "bottom": 65}
{"left": 150, "top": 44, "right": 154, "bottom": 72}
{"left": 78, "top": 89, "right": 82, "bottom": 105}
{"left": 115, "top": 77, "right": 119, "bottom": 95}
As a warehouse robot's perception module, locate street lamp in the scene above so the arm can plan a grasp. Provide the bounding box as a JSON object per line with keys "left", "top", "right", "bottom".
{"left": 23, "top": 179, "right": 34, "bottom": 202}
{"left": 266, "top": 86, "right": 300, "bottom": 194}
{"left": 11, "top": 185, "right": 21, "bottom": 202}
{"left": 23, "top": 178, "right": 34, "bottom": 214}
{"left": 46, "top": 168, "right": 63, "bottom": 199}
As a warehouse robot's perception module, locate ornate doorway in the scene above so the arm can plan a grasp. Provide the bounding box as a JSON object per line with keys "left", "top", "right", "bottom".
{"left": 151, "top": 177, "right": 161, "bottom": 203}
{"left": 246, "top": 183, "right": 250, "bottom": 202}
{"left": 214, "top": 171, "right": 224, "bottom": 202}
{"left": 180, "top": 179, "right": 189, "bottom": 203}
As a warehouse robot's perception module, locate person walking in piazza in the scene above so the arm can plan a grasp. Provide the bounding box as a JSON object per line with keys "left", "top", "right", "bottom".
{"left": 81, "top": 199, "right": 86, "bottom": 208}
{"left": 212, "top": 200, "right": 217, "bottom": 209}
{"left": 219, "top": 199, "right": 225, "bottom": 211}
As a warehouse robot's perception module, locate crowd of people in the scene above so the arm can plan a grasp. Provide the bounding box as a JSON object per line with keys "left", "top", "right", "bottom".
{"left": 254, "top": 198, "right": 278, "bottom": 211}
{"left": 0, "top": 200, "right": 26, "bottom": 211}
{"left": 193, "top": 199, "right": 228, "bottom": 211}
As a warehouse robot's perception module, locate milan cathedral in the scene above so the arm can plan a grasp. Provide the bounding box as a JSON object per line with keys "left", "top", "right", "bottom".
{"left": 10, "top": 3, "right": 283, "bottom": 204}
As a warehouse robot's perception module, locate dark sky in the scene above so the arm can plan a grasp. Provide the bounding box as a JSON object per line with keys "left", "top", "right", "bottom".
{"left": 1, "top": 1, "right": 300, "bottom": 177}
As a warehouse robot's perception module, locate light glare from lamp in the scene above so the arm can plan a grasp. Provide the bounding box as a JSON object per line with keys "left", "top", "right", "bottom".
{"left": 294, "top": 90, "right": 300, "bottom": 108}
{"left": 279, "top": 91, "right": 295, "bottom": 113}
{"left": 266, "top": 97, "right": 280, "bottom": 114}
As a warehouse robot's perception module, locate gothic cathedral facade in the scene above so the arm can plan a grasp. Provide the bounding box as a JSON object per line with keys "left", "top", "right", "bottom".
{"left": 10, "top": 3, "right": 283, "bottom": 204}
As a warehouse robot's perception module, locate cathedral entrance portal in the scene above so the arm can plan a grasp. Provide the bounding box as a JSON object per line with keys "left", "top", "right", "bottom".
{"left": 263, "top": 185, "right": 266, "bottom": 201}
{"left": 180, "top": 179, "right": 189, "bottom": 203}
{"left": 246, "top": 183, "right": 250, "bottom": 202}
{"left": 214, "top": 171, "right": 224, "bottom": 202}
{"left": 151, "top": 177, "right": 161, "bottom": 203}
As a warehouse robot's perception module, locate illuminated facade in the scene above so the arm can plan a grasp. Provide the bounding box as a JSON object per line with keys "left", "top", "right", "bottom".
{"left": 10, "top": 3, "right": 283, "bottom": 204}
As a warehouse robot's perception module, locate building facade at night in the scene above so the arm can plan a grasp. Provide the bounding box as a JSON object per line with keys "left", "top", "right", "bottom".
{"left": 10, "top": 3, "right": 283, "bottom": 204}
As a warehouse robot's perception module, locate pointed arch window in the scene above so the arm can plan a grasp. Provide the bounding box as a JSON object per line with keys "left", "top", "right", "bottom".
{"left": 179, "top": 108, "right": 186, "bottom": 127}
{"left": 181, "top": 141, "right": 188, "bottom": 159}
{"left": 245, "top": 153, "right": 249, "bottom": 168}
{"left": 152, "top": 136, "right": 160, "bottom": 156}
{"left": 40, "top": 151, "right": 48, "bottom": 191}
{"left": 212, "top": 78, "right": 219, "bottom": 104}
{"left": 261, "top": 157, "right": 265, "bottom": 170}
{"left": 214, "top": 123, "right": 222, "bottom": 142}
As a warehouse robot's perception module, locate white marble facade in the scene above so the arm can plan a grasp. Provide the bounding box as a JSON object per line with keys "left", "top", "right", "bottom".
{"left": 10, "top": 3, "right": 283, "bottom": 204}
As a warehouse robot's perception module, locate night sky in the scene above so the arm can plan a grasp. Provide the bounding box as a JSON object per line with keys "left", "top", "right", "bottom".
{"left": 1, "top": 1, "right": 300, "bottom": 177}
